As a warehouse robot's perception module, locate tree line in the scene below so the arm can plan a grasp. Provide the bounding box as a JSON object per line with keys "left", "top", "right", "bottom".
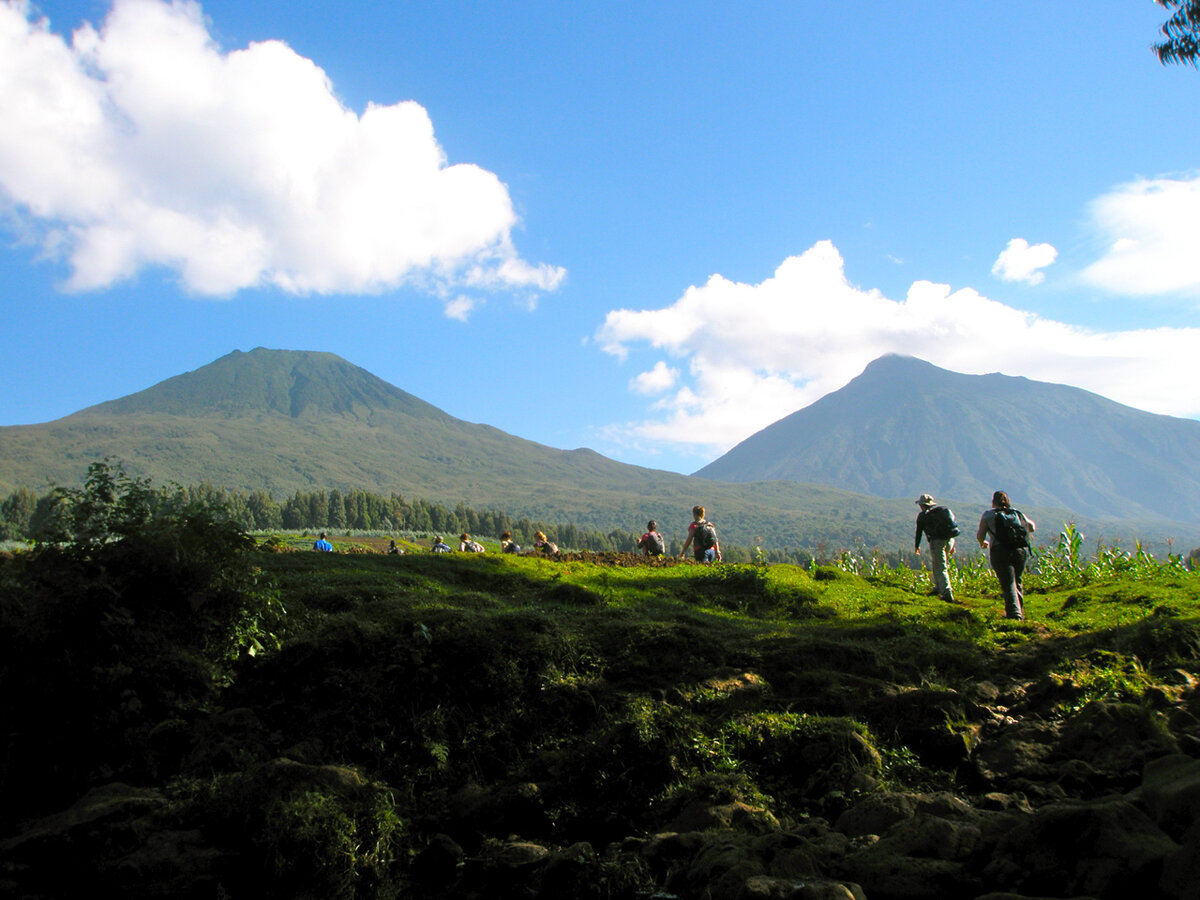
{"left": 0, "top": 482, "right": 650, "bottom": 555}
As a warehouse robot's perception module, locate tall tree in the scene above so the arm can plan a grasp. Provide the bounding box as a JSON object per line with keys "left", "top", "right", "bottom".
{"left": 1154, "top": 1, "right": 1200, "bottom": 65}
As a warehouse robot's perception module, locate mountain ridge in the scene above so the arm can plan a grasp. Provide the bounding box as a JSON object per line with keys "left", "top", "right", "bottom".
{"left": 694, "top": 354, "right": 1200, "bottom": 525}
{"left": 0, "top": 348, "right": 1196, "bottom": 549}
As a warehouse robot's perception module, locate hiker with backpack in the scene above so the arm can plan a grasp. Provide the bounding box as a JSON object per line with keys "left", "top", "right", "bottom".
{"left": 680, "top": 505, "right": 721, "bottom": 563}
{"left": 459, "top": 533, "right": 485, "bottom": 553}
{"left": 914, "top": 493, "right": 959, "bottom": 602}
{"left": 533, "top": 531, "right": 559, "bottom": 555}
{"left": 638, "top": 520, "right": 666, "bottom": 557}
{"left": 976, "top": 490, "right": 1037, "bottom": 620}
{"left": 500, "top": 531, "right": 522, "bottom": 553}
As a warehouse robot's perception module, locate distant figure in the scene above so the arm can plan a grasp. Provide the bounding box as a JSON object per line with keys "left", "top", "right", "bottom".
{"left": 679, "top": 505, "right": 721, "bottom": 563}
{"left": 976, "top": 491, "right": 1037, "bottom": 620}
{"left": 387, "top": 539, "right": 403, "bottom": 555}
{"left": 638, "top": 520, "right": 666, "bottom": 557}
{"left": 431, "top": 536, "right": 452, "bottom": 553}
{"left": 500, "top": 531, "right": 522, "bottom": 554}
{"left": 313, "top": 532, "right": 333, "bottom": 552}
{"left": 533, "top": 531, "right": 559, "bottom": 555}
{"left": 460, "top": 533, "right": 485, "bottom": 553}
{"left": 914, "top": 493, "right": 959, "bottom": 602}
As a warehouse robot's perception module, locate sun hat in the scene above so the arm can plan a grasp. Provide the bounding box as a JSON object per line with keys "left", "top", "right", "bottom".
{"left": 916, "top": 493, "right": 936, "bottom": 507}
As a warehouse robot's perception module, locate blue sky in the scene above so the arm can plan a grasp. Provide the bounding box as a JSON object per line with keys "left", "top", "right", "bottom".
{"left": 2, "top": 0, "right": 1199, "bottom": 476}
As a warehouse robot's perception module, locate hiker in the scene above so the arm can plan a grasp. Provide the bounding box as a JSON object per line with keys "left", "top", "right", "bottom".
{"left": 387, "top": 539, "right": 403, "bottom": 555}
{"left": 500, "top": 531, "right": 522, "bottom": 553}
{"left": 313, "top": 532, "right": 333, "bottom": 552}
{"left": 431, "top": 536, "right": 452, "bottom": 553}
{"left": 638, "top": 520, "right": 666, "bottom": 557}
{"left": 914, "top": 493, "right": 959, "bottom": 602}
{"left": 679, "top": 505, "right": 721, "bottom": 563}
{"left": 533, "top": 531, "right": 558, "bottom": 554}
{"left": 460, "top": 533, "right": 485, "bottom": 553}
{"left": 976, "top": 490, "right": 1037, "bottom": 620}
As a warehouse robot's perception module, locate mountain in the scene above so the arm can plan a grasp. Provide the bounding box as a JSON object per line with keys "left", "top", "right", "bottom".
{"left": 694, "top": 354, "right": 1200, "bottom": 526}
{"left": 0, "top": 348, "right": 927, "bottom": 549}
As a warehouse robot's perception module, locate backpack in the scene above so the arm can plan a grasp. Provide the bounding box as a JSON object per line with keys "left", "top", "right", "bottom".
{"left": 923, "top": 505, "right": 960, "bottom": 540}
{"left": 644, "top": 531, "right": 665, "bottom": 556}
{"left": 464, "top": 540, "right": 484, "bottom": 553}
{"left": 991, "top": 509, "right": 1029, "bottom": 549}
{"left": 694, "top": 520, "right": 718, "bottom": 551}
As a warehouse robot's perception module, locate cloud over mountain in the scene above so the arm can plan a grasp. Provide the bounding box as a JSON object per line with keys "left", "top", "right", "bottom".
{"left": 0, "top": 0, "right": 564, "bottom": 301}
{"left": 597, "top": 240, "right": 1200, "bottom": 456}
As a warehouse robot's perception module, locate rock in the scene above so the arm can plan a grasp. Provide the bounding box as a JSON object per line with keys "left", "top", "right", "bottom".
{"left": 867, "top": 688, "right": 987, "bottom": 767}
{"left": 541, "top": 841, "right": 601, "bottom": 900}
{"left": 984, "top": 796, "right": 1180, "bottom": 899}
{"left": 1160, "top": 819, "right": 1200, "bottom": 900}
{"left": 1053, "top": 701, "right": 1179, "bottom": 785}
{"left": 0, "top": 783, "right": 231, "bottom": 899}
{"left": 666, "top": 799, "right": 781, "bottom": 834}
{"left": 1137, "top": 753, "right": 1200, "bottom": 840}
{"left": 458, "top": 838, "right": 551, "bottom": 897}
{"left": 2, "top": 782, "right": 165, "bottom": 856}
{"left": 444, "top": 780, "right": 552, "bottom": 840}
{"left": 411, "top": 833, "right": 464, "bottom": 884}
{"left": 834, "top": 850, "right": 976, "bottom": 900}
{"left": 741, "top": 874, "right": 866, "bottom": 899}
{"left": 107, "top": 828, "right": 233, "bottom": 898}
{"left": 182, "top": 707, "right": 272, "bottom": 775}
{"left": 971, "top": 719, "right": 1060, "bottom": 786}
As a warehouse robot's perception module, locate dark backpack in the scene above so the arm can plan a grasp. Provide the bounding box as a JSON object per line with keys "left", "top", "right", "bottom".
{"left": 991, "top": 509, "right": 1029, "bottom": 549}
{"left": 644, "top": 531, "right": 665, "bottom": 556}
{"left": 694, "top": 520, "right": 718, "bottom": 551}
{"left": 923, "top": 505, "right": 960, "bottom": 540}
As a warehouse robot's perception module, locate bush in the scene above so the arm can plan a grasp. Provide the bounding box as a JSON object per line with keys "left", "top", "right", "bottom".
{"left": 0, "top": 461, "right": 282, "bottom": 825}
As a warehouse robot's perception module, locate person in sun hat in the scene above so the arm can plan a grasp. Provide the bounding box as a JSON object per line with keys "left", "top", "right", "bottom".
{"left": 914, "top": 493, "right": 960, "bottom": 602}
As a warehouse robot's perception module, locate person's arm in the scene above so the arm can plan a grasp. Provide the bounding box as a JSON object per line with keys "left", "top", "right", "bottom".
{"left": 1020, "top": 511, "right": 1036, "bottom": 533}
{"left": 714, "top": 538, "right": 722, "bottom": 562}
{"left": 976, "top": 512, "right": 990, "bottom": 548}
{"left": 679, "top": 526, "right": 694, "bottom": 558}
{"left": 914, "top": 513, "right": 924, "bottom": 553}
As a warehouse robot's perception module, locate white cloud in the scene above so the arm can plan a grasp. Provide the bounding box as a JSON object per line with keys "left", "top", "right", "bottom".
{"left": 597, "top": 240, "right": 1200, "bottom": 455}
{"left": 443, "top": 295, "right": 480, "bottom": 321}
{"left": 0, "top": 0, "right": 564, "bottom": 298}
{"left": 992, "top": 238, "right": 1057, "bottom": 285}
{"left": 1081, "top": 174, "right": 1200, "bottom": 297}
{"left": 630, "top": 361, "right": 679, "bottom": 395}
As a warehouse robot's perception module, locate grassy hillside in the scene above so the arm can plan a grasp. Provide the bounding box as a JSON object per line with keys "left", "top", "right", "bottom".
{"left": 4, "top": 517, "right": 1200, "bottom": 897}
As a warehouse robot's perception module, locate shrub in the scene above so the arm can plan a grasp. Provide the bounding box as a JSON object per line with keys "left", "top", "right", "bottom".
{"left": 0, "top": 461, "right": 282, "bottom": 824}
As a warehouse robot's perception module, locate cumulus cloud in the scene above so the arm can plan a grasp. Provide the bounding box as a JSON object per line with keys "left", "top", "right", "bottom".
{"left": 630, "top": 361, "right": 679, "bottom": 395}
{"left": 597, "top": 240, "right": 1200, "bottom": 455}
{"left": 1080, "top": 174, "right": 1200, "bottom": 296}
{"left": 0, "top": 0, "right": 564, "bottom": 298}
{"left": 992, "top": 238, "right": 1057, "bottom": 285}
{"left": 443, "top": 295, "right": 480, "bottom": 322}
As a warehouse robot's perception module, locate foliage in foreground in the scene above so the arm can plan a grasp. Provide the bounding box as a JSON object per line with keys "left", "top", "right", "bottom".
{"left": 3, "top": 465, "right": 1200, "bottom": 897}
{"left": 0, "top": 461, "right": 282, "bottom": 820}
